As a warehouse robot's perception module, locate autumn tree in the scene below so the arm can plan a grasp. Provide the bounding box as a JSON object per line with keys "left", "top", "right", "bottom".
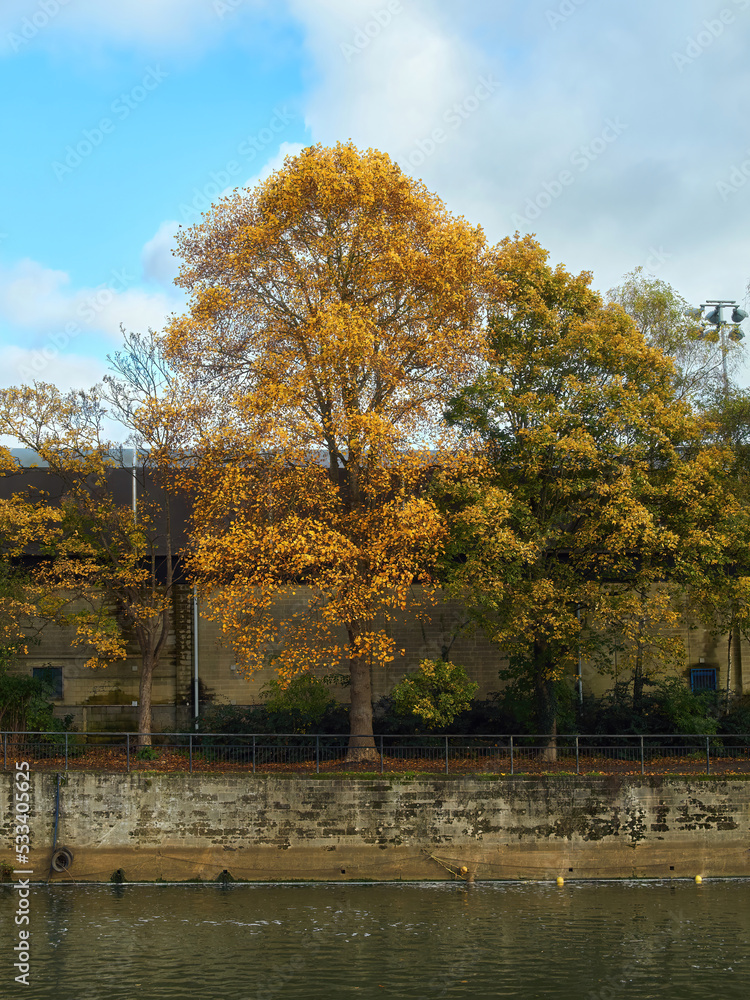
{"left": 163, "top": 141, "right": 487, "bottom": 752}
{"left": 440, "top": 235, "right": 731, "bottom": 735}
{"left": 686, "top": 389, "right": 750, "bottom": 702}
{"left": 0, "top": 334, "right": 188, "bottom": 742}
{"left": 0, "top": 444, "right": 70, "bottom": 671}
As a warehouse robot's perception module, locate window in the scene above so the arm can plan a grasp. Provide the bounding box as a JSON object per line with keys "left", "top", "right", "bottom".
{"left": 690, "top": 667, "right": 717, "bottom": 693}
{"left": 33, "top": 666, "right": 63, "bottom": 700}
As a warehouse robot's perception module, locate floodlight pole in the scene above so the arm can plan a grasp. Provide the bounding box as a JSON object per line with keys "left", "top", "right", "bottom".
{"left": 696, "top": 299, "right": 747, "bottom": 705}
{"left": 699, "top": 299, "right": 745, "bottom": 394}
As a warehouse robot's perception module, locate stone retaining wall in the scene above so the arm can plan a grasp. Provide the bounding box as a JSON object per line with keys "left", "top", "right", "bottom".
{"left": 1, "top": 773, "right": 748, "bottom": 883}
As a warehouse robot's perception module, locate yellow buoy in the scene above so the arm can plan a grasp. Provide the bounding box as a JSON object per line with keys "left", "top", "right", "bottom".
{"left": 695, "top": 875, "right": 703, "bottom": 884}
{"left": 459, "top": 866, "right": 468, "bottom": 876}
{"left": 556, "top": 876, "right": 565, "bottom": 886}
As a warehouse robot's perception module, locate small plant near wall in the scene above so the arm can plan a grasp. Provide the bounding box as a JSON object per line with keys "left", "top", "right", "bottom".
{"left": 135, "top": 745, "right": 159, "bottom": 762}
{"left": 391, "top": 658, "right": 478, "bottom": 730}
{"left": 260, "top": 675, "right": 344, "bottom": 734}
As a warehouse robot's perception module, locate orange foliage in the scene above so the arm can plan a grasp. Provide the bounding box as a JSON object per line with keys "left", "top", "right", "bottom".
{"left": 164, "top": 142, "right": 489, "bottom": 740}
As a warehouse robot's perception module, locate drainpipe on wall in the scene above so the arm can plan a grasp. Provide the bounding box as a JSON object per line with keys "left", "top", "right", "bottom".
{"left": 193, "top": 584, "right": 199, "bottom": 730}
{"left": 577, "top": 605, "right": 583, "bottom": 706}
{"left": 131, "top": 448, "right": 137, "bottom": 523}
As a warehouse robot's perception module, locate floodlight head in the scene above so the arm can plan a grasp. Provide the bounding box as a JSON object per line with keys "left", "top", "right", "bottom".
{"left": 704, "top": 306, "right": 722, "bottom": 326}
{"left": 687, "top": 307, "right": 704, "bottom": 320}
{"left": 731, "top": 306, "right": 748, "bottom": 324}
{"left": 729, "top": 327, "right": 746, "bottom": 342}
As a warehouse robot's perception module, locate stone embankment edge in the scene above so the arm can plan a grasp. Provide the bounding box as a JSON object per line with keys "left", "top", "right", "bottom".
{"left": 1, "top": 774, "right": 748, "bottom": 883}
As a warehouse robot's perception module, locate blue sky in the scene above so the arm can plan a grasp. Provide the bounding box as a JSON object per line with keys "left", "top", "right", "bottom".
{"left": 2, "top": 0, "right": 750, "bottom": 390}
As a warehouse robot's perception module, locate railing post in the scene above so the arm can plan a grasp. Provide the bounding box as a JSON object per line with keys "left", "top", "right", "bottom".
{"left": 3, "top": 732, "right": 6, "bottom": 771}
{"left": 706, "top": 735, "right": 710, "bottom": 775}
{"left": 316, "top": 734, "right": 320, "bottom": 774}
{"left": 380, "top": 735, "right": 384, "bottom": 774}
{"left": 640, "top": 735, "right": 644, "bottom": 775}
{"left": 575, "top": 735, "right": 579, "bottom": 775}
{"left": 189, "top": 733, "right": 193, "bottom": 774}
{"left": 252, "top": 735, "right": 256, "bottom": 775}
{"left": 126, "top": 733, "right": 130, "bottom": 773}
{"left": 445, "top": 735, "right": 449, "bottom": 775}
{"left": 510, "top": 735, "right": 514, "bottom": 776}
{"left": 65, "top": 732, "right": 68, "bottom": 772}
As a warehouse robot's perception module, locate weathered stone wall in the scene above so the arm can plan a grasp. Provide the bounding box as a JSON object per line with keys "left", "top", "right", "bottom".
{"left": 2, "top": 773, "right": 749, "bottom": 883}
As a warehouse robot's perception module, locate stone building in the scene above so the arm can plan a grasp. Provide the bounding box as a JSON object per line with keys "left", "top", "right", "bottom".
{"left": 3, "top": 450, "right": 749, "bottom": 732}
{"left": 9, "top": 581, "right": 748, "bottom": 733}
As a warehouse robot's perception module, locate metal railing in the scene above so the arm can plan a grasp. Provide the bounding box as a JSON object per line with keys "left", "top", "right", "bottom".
{"left": 2, "top": 731, "right": 750, "bottom": 775}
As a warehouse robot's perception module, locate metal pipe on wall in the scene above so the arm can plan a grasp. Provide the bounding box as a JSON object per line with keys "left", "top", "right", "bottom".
{"left": 193, "top": 584, "right": 199, "bottom": 730}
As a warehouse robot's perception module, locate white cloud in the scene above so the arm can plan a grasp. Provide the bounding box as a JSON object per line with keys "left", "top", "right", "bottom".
{"left": 0, "top": 343, "right": 109, "bottom": 391}
{"left": 0, "top": 0, "right": 268, "bottom": 55}
{"left": 141, "top": 220, "right": 181, "bottom": 287}
{"left": 289, "top": 0, "right": 482, "bottom": 164}
{"left": 286, "top": 0, "right": 750, "bottom": 306}
{"left": 236, "top": 141, "right": 306, "bottom": 193}
{"left": 0, "top": 258, "right": 179, "bottom": 343}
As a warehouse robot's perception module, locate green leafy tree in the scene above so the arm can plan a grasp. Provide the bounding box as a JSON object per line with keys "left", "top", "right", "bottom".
{"left": 684, "top": 388, "right": 750, "bottom": 703}
{"left": 440, "top": 235, "right": 730, "bottom": 738}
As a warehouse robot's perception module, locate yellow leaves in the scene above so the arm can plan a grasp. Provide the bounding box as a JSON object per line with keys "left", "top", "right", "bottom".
{"left": 165, "top": 141, "right": 487, "bottom": 466}
{"left": 0, "top": 382, "right": 185, "bottom": 680}
{"left": 75, "top": 616, "right": 128, "bottom": 670}
{"left": 158, "top": 144, "right": 500, "bottom": 703}
{"left": 187, "top": 454, "right": 448, "bottom": 678}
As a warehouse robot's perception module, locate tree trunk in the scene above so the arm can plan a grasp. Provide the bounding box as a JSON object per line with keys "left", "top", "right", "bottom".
{"left": 726, "top": 630, "right": 733, "bottom": 711}
{"left": 133, "top": 500, "right": 173, "bottom": 749}
{"left": 632, "top": 641, "right": 645, "bottom": 714}
{"left": 137, "top": 653, "right": 155, "bottom": 747}
{"left": 347, "top": 626, "right": 377, "bottom": 762}
{"left": 533, "top": 640, "right": 557, "bottom": 761}
{"left": 632, "top": 593, "right": 648, "bottom": 714}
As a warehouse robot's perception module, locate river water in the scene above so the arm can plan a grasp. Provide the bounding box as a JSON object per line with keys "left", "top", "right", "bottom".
{"left": 1, "top": 880, "right": 748, "bottom": 999}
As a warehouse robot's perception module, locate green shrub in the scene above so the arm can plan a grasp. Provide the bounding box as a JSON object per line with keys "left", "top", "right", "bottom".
{"left": 391, "top": 659, "right": 478, "bottom": 730}
{"left": 261, "top": 675, "right": 338, "bottom": 733}
{"left": 0, "top": 669, "right": 74, "bottom": 734}
{"left": 646, "top": 677, "right": 719, "bottom": 735}
{"left": 580, "top": 677, "right": 720, "bottom": 736}
{"left": 197, "top": 676, "right": 349, "bottom": 736}
{"left": 718, "top": 695, "right": 750, "bottom": 747}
